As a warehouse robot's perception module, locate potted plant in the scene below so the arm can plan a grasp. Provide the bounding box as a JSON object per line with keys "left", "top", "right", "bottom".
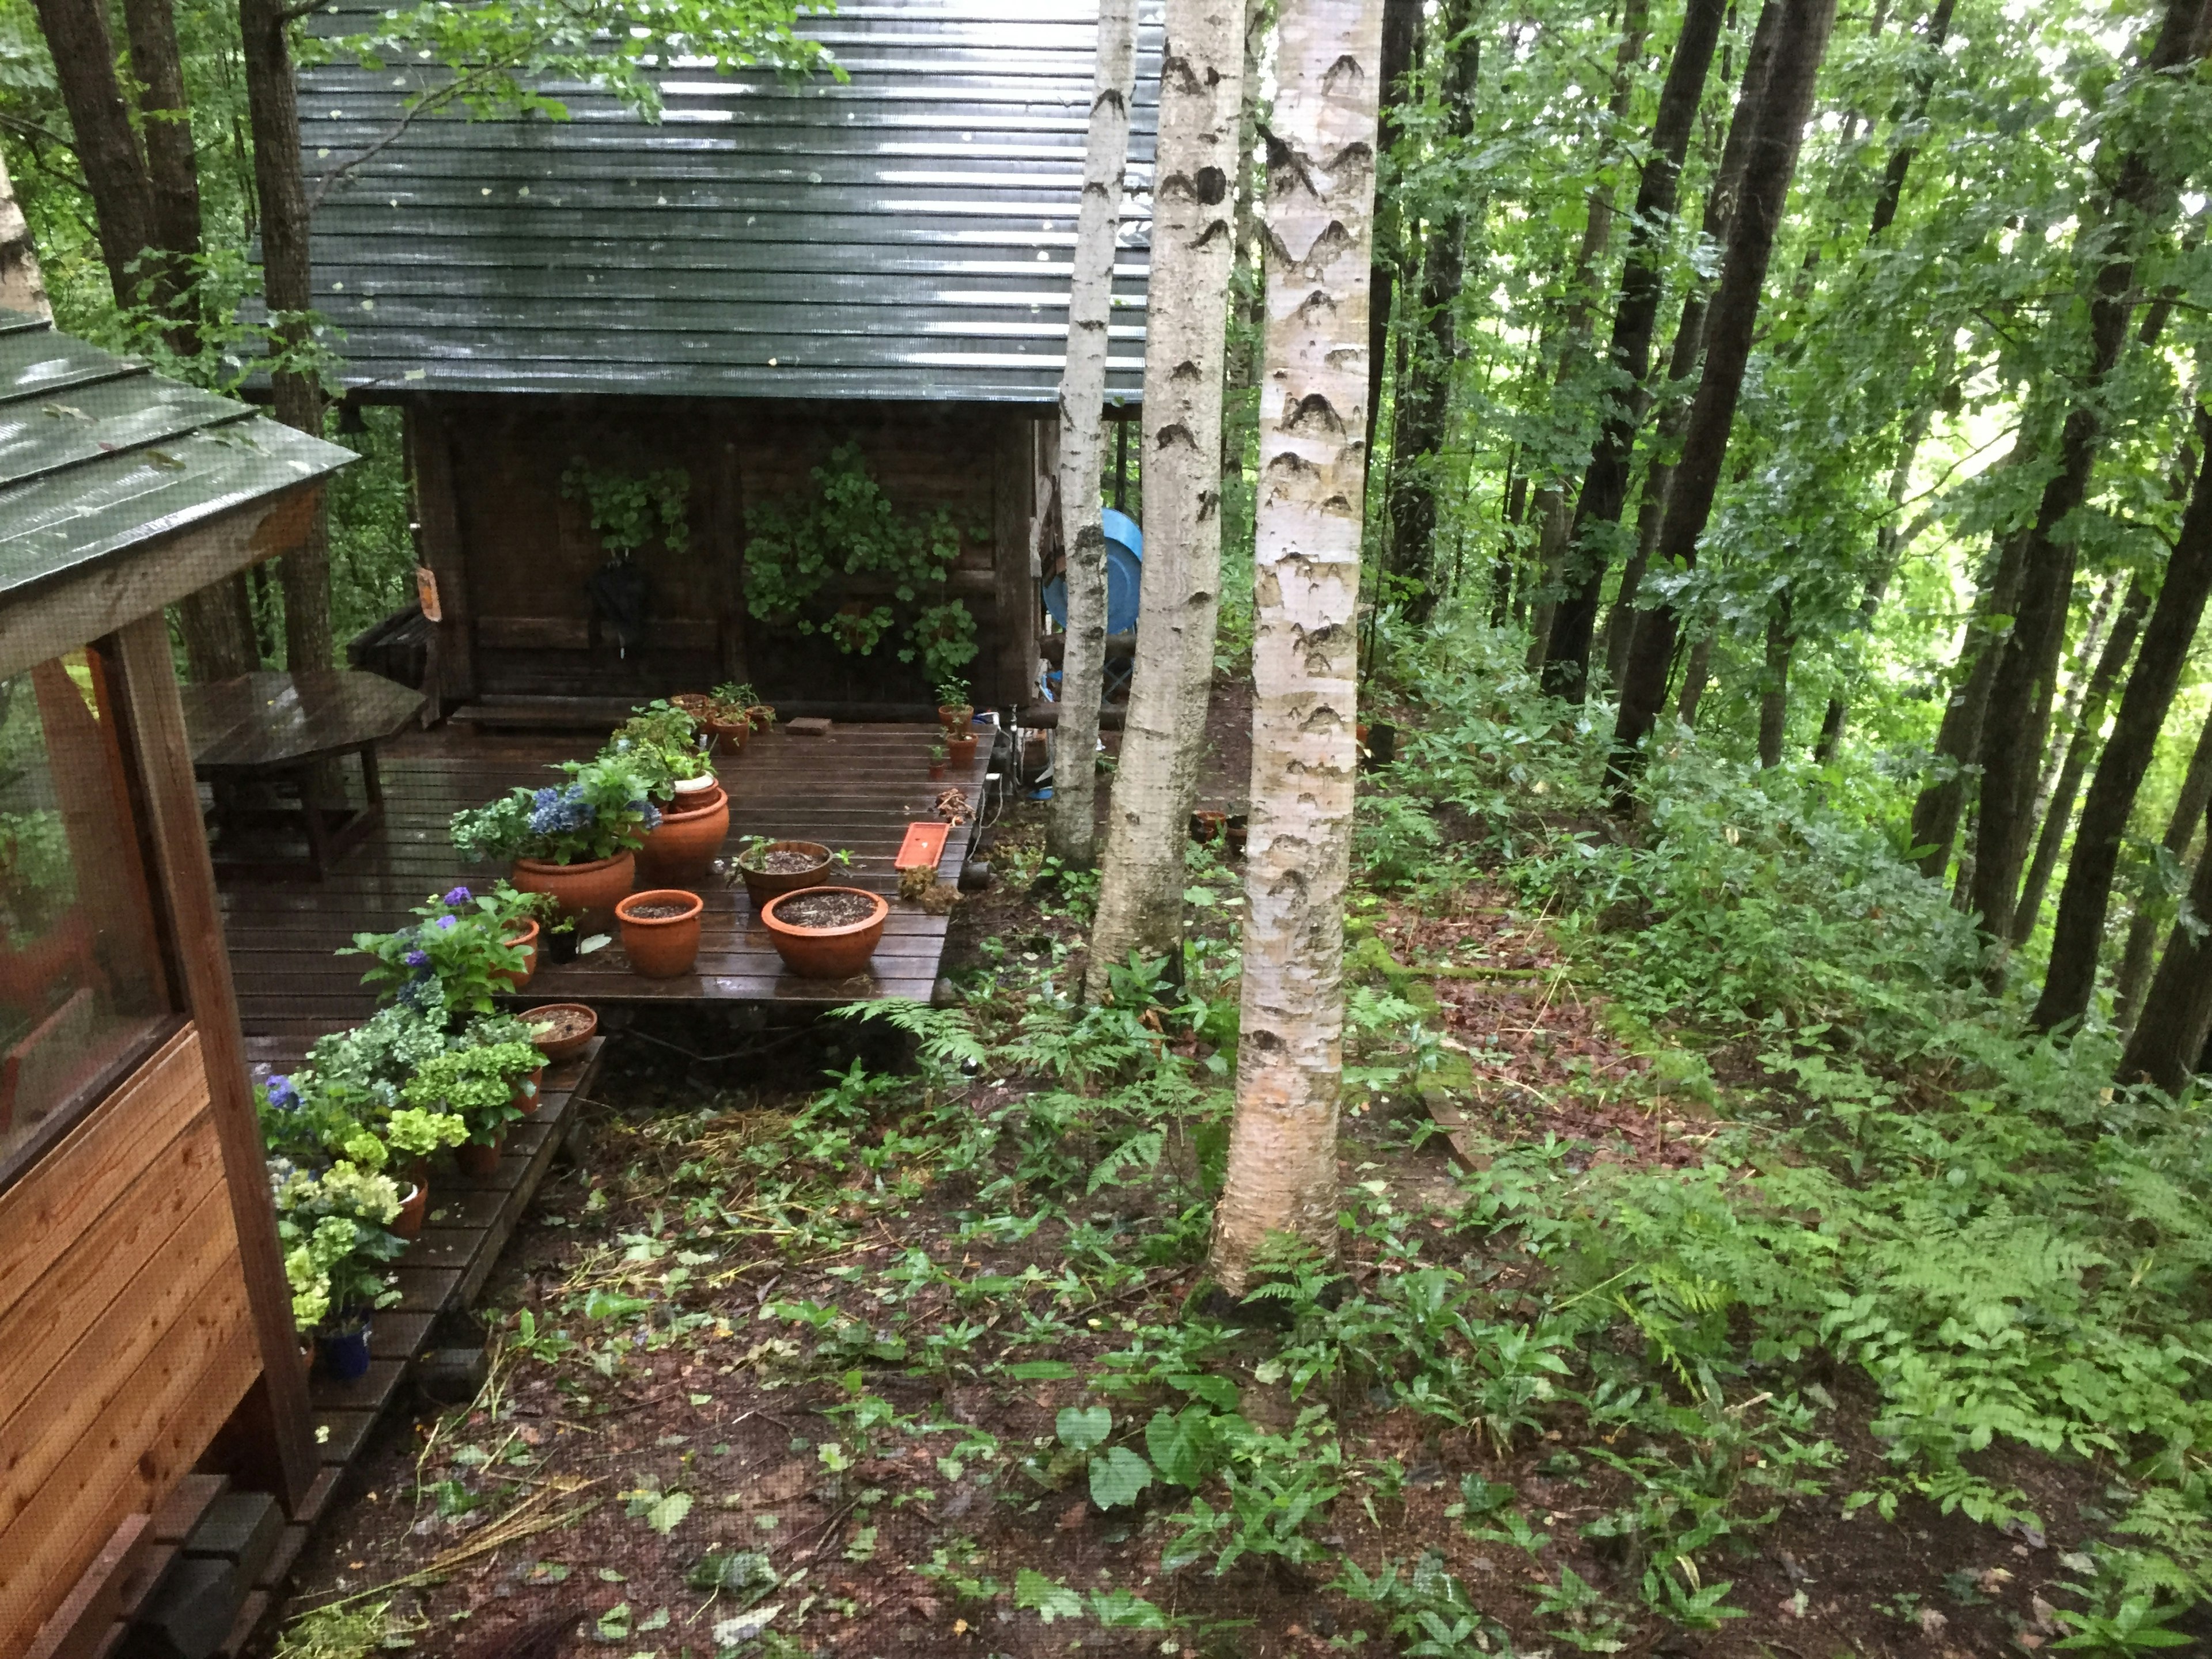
{"left": 946, "top": 726, "right": 979, "bottom": 768}
{"left": 403, "top": 1038, "right": 541, "bottom": 1176}
{"left": 524, "top": 1002, "right": 599, "bottom": 1060}
{"left": 616, "top": 888, "right": 705, "bottom": 978}
{"left": 760, "top": 886, "right": 888, "bottom": 979}
{"left": 928, "top": 739, "right": 948, "bottom": 781}
{"left": 343, "top": 886, "right": 534, "bottom": 1026}
{"left": 708, "top": 682, "right": 759, "bottom": 749}
{"left": 468, "top": 1013, "right": 547, "bottom": 1111}
{"left": 273, "top": 1158, "right": 405, "bottom": 1381}
{"left": 380, "top": 1105, "right": 468, "bottom": 1236}
{"left": 450, "top": 755, "right": 658, "bottom": 928}
{"left": 608, "top": 703, "right": 729, "bottom": 887}
{"left": 726, "top": 836, "right": 840, "bottom": 908}
{"left": 935, "top": 676, "right": 973, "bottom": 734}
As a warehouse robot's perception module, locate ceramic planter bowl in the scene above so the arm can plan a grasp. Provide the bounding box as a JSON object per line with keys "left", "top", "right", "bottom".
{"left": 525, "top": 1002, "right": 598, "bottom": 1061}
{"left": 497, "top": 919, "right": 540, "bottom": 990}
{"left": 512, "top": 851, "right": 635, "bottom": 931}
{"left": 736, "top": 839, "right": 833, "bottom": 908}
{"left": 617, "top": 888, "right": 705, "bottom": 978}
{"left": 454, "top": 1137, "right": 503, "bottom": 1177}
{"left": 762, "top": 886, "right": 888, "bottom": 979}
{"left": 319, "top": 1324, "right": 373, "bottom": 1381}
{"left": 637, "top": 782, "right": 729, "bottom": 887}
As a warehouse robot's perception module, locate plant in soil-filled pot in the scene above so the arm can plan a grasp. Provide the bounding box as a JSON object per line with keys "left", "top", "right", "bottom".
{"left": 616, "top": 889, "right": 705, "bottom": 978}
{"left": 403, "top": 1039, "right": 540, "bottom": 1176}
{"left": 524, "top": 1002, "right": 598, "bottom": 1062}
{"left": 760, "top": 886, "right": 888, "bottom": 980}
{"left": 946, "top": 728, "right": 978, "bottom": 768}
{"left": 465, "top": 1013, "right": 547, "bottom": 1113}
{"left": 708, "top": 681, "right": 758, "bottom": 749}
{"left": 935, "top": 675, "right": 973, "bottom": 734}
{"left": 928, "top": 739, "right": 948, "bottom": 782}
{"left": 724, "top": 836, "right": 844, "bottom": 909}
{"left": 450, "top": 754, "right": 658, "bottom": 930}
{"left": 272, "top": 1156, "right": 404, "bottom": 1381}
{"left": 606, "top": 703, "right": 729, "bottom": 887}
{"left": 343, "top": 885, "right": 533, "bottom": 1024}
{"left": 380, "top": 1105, "right": 468, "bottom": 1238}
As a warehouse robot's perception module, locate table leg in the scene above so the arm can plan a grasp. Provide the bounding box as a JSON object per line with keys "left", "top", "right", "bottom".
{"left": 295, "top": 764, "right": 332, "bottom": 877}
{"left": 361, "top": 741, "right": 384, "bottom": 808}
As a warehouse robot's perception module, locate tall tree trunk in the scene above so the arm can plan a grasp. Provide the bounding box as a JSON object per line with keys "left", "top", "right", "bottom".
{"left": 2010, "top": 577, "right": 2146, "bottom": 944}
{"left": 1210, "top": 0, "right": 1381, "bottom": 1295}
{"left": 1361, "top": 0, "right": 1422, "bottom": 484}
{"left": 2116, "top": 791, "right": 2212, "bottom": 1094}
{"left": 1968, "top": 0, "right": 2212, "bottom": 946}
{"left": 1596, "top": 0, "right": 1783, "bottom": 686}
{"left": 1866, "top": 0, "right": 1957, "bottom": 238}
{"left": 1386, "top": 0, "right": 1478, "bottom": 622}
{"left": 241, "top": 0, "right": 336, "bottom": 672}
{"left": 1540, "top": 0, "right": 1729, "bottom": 699}
{"left": 1608, "top": 0, "right": 1838, "bottom": 801}
{"left": 1908, "top": 524, "right": 2029, "bottom": 876}
{"left": 0, "top": 146, "right": 49, "bottom": 318}
{"left": 1676, "top": 632, "right": 1713, "bottom": 725}
{"left": 29, "top": 0, "right": 162, "bottom": 308}
{"left": 1814, "top": 402, "right": 1939, "bottom": 760}
{"left": 2029, "top": 575, "right": 2123, "bottom": 825}
{"left": 121, "top": 0, "right": 202, "bottom": 343}
{"left": 1757, "top": 587, "right": 1794, "bottom": 766}
{"left": 1086, "top": 0, "right": 1248, "bottom": 999}
{"left": 2114, "top": 703, "right": 2212, "bottom": 1036}
{"left": 2031, "top": 399, "right": 2212, "bottom": 1030}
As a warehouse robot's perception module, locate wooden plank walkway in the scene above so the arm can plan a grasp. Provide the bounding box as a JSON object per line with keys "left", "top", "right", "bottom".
{"left": 217, "top": 722, "right": 992, "bottom": 1040}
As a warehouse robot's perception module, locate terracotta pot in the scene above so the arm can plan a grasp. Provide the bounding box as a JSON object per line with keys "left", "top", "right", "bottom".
{"left": 737, "top": 839, "right": 832, "bottom": 909}
{"left": 709, "top": 714, "right": 751, "bottom": 752}
{"left": 928, "top": 762, "right": 947, "bottom": 781}
{"left": 511, "top": 852, "right": 635, "bottom": 931}
{"left": 497, "top": 919, "right": 540, "bottom": 990}
{"left": 638, "top": 785, "right": 729, "bottom": 887}
{"left": 392, "top": 1181, "right": 427, "bottom": 1240}
{"left": 454, "top": 1137, "right": 503, "bottom": 1178}
{"left": 300, "top": 1340, "right": 315, "bottom": 1380}
{"left": 948, "top": 733, "right": 978, "bottom": 767}
{"left": 617, "top": 888, "right": 705, "bottom": 978}
{"left": 762, "top": 886, "right": 888, "bottom": 980}
{"left": 524, "top": 1002, "right": 598, "bottom": 1061}
{"left": 937, "top": 703, "right": 974, "bottom": 733}
{"left": 513, "top": 1064, "right": 544, "bottom": 1116}
{"left": 747, "top": 705, "right": 777, "bottom": 734}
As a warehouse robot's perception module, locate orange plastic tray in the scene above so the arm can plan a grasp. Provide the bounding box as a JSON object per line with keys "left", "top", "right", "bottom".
{"left": 895, "top": 820, "right": 950, "bottom": 870}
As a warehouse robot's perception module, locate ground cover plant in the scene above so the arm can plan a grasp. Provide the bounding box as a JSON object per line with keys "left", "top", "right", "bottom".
{"left": 264, "top": 635, "right": 2212, "bottom": 1659}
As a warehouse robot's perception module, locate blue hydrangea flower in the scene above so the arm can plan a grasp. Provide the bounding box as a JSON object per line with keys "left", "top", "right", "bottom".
{"left": 634, "top": 797, "right": 663, "bottom": 832}
{"left": 444, "top": 885, "right": 472, "bottom": 906}
{"left": 435, "top": 915, "right": 457, "bottom": 931}
{"left": 528, "top": 784, "right": 596, "bottom": 839}
{"left": 265, "top": 1074, "right": 300, "bottom": 1111}
{"left": 403, "top": 948, "right": 429, "bottom": 967}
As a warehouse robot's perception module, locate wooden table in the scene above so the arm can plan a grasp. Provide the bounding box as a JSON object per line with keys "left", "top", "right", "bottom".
{"left": 183, "top": 671, "right": 425, "bottom": 878}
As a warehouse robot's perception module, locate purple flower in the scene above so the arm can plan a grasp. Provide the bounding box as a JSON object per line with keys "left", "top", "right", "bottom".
{"left": 404, "top": 948, "right": 429, "bottom": 967}
{"left": 435, "top": 915, "right": 457, "bottom": 931}
{"left": 266, "top": 1074, "right": 300, "bottom": 1110}
{"left": 444, "top": 885, "right": 472, "bottom": 906}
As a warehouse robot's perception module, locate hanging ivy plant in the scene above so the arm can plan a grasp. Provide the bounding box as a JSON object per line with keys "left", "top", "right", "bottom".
{"left": 744, "top": 443, "right": 977, "bottom": 684}
{"left": 561, "top": 460, "right": 692, "bottom": 556}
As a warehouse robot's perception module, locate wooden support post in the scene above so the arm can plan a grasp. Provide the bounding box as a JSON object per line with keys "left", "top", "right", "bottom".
{"left": 406, "top": 400, "right": 476, "bottom": 706}
{"left": 107, "top": 618, "right": 317, "bottom": 1513}
{"left": 994, "top": 415, "right": 1039, "bottom": 711}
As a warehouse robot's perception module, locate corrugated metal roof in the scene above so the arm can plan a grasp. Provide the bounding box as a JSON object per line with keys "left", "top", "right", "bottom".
{"left": 296, "top": 0, "right": 1160, "bottom": 404}
{"left": 0, "top": 309, "right": 354, "bottom": 608}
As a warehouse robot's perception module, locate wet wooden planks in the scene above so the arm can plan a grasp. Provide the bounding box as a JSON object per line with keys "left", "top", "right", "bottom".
{"left": 217, "top": 722, "right": 989, "bottom": 1037}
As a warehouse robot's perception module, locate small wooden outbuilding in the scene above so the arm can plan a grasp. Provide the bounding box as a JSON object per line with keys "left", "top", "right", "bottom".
{"left": 294, "top": 0, "right": 1157, "bottom": 717}
{"left": 0, "top": 308, "right": 354, "bottom": 1656}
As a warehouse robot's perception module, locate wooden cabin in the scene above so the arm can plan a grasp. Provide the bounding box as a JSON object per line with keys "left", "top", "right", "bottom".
{"left": 295, "top": 0, "right": 1158, "bottom": 718}
{"left": 0, "top": 309, "right": 354, "bottom": 1658}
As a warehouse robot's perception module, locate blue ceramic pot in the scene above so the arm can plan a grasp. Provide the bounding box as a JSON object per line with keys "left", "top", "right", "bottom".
{"left": 319, "top": 1324, "right": 373, "bottom": 1381}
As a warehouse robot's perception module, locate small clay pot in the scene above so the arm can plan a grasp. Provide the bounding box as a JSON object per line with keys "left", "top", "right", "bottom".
{"left": 512, "top": 851, "right": 635, "bottom": 932}
{"left": 948, "top": 733, "right": 978, "bottom": 768}
{"left": 761, "top": 886, "right": 889, "bottom": 979}
{"left": 525, "top": 1001, "right": 598, "bottom": 1061}
{"left": 617, "top": 888, "right": 705, "bottom": 978}
{"left": 512, "top": 1064, "right": 544, "bottom": 1115}
{"left": 637, "top": 783, "right": 729, "bottom": 887}
{"left": 937, "top": 702, "right": 974, "bottom": 733}
{"left": 392, "top": 1181, "right": 427, "bottom": 1240}
{"left": 929, "top": 761, "right": 948, "bottom": 781}
{"left": 498, "top": 919, "right": 540, "bottom": 990}
{"left": 454, "top": 1137, "right": 503, "bottom": 1178}
{"left": 709, "top": 713, "right": 751, "bottom": 752}
{"left": 736, "top": 839, "right": 832, "bottom": 908}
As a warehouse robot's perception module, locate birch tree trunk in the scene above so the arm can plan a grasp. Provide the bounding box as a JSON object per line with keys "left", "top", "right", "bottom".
{"left": 1209, "top": 0, "right": 1382, "bottom": 1294}
{"left": 1086, "top": 0, "right": 1249, "bottom": 999}
{"left": 0, "top": 147, "right": 48, "bottom": 319}
{"left": 1048, "top": 0, "right": 1141, "bottom": 866}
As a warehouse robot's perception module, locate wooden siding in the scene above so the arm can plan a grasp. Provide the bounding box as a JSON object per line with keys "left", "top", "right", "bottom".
{"left": 0, "top": 1027, "right": 259, "bottom": 1658}
{"left": 408, "top": 395, "right": 1041, "bottom": 710}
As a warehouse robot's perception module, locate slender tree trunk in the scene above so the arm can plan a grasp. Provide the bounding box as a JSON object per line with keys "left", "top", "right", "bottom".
{"left": 241, "top": 0, "right": 337, "bottom": 672}
{"left": 2032, "top": 401, "right": 2212, "bottom": 1030}
{"left": 1209, "top": 0, "right": 1381, "bottom": 1295}
{"left": 29, "top": 0, "right": 162, "bottom": 308}
{"left": 1908, "top": 525, "right": 2028, "bottom": 876}
{"left": 1608, "top": 0, "right": 1837, "bottom": 802}
{"left": 1968, "top": 0, "right": 2212, "bottom": 946}
{"left": 0, "top": 147, "right": 49, "bottom": 318}
{"left": 1086, "top": 0, "right": 1248, "bottom": 998}
{"left": 2029, "top": 576, "right": 2123, "bottom": 823}
{"left": 2114, "top": 703, "right": 2212, "bottom": 1035}
{"left": 1676, "top": 632, "right": 1714, "bottom": 725}
{"left": 1758, "top": 587, "right": 1794, "bottom": 766}
{"left": 2116, "top": 791, "right": 2212, "bottom": 1094}
{"left": 1815, "top": 402, "right": 1938, "bottom": 760}
{"left": 121, "top": 0, "right": 202, "bottom": 344}
{"left": 1386, "top": 0, "right": 1478, "bottom": 622}
{"left": 1541, "top": 0, "right": 1729, "bottom": 699}
{"left": 2010, "top": 578, "right": 2146, "bottom": 944}
{"left": 1596, "top": 0, "right": 1783, "bottom": 687}
{"left": 1361, "top": 0, "right": 1422, "bottom": 484}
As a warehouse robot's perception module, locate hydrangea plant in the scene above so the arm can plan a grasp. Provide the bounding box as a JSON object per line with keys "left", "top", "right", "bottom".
{"left": 401, "top": 1040, "right": 541, "bottom": 1145}
{"left": 605, "top": 702, "right": 715, "bottom": 802}
{"left": 450, "top": 755, "right": 659, "bottom": 865}
{"left": 343, "top": 885, "right": 534, "bottom": 1024}
{"left": 272, "top": 1160, "right": 405, "bottom": 1332}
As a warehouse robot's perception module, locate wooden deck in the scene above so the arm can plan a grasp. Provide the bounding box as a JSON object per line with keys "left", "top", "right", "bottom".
{"left": 217, "top": 722, "right": 993, "bottom": 1041}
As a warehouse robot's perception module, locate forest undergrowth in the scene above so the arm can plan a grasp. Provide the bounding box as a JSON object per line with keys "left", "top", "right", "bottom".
{"left": 275, "top": 628, "right": 2212, "bottom": 1659}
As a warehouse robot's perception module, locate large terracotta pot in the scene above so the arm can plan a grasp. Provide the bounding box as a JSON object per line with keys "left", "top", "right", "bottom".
{"left": 454, "top": 1137, "right": 503, "bottom": 1177}
{"left": 511, "top": 852, "right": 635, "bottom": 931}
{"left": 497, "top": 919, "right": 540, "bottom": 990}
{"left": 736, "top": 839, "right": 832, "bottom": 910}
{"left": 637, "top": 785, "right": 728, "bottom": 887}
{"left": 762, "top": 887, "right": 888, "bottom": 980}
{"left": 616, "top": 889, "right": 705, "bottom": 979}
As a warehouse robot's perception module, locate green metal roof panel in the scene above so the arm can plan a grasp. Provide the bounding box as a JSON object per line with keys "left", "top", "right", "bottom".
{"left": 0, "top": 311, "right": 355, "bottom": 612}
{"left": 290, "top": 0, "right": 1158, "bottom": 403}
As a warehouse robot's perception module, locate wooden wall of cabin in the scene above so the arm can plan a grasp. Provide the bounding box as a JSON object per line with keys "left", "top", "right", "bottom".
{"left": 0, "top": 1028, "right": 259, "bottom": 1654}
{"left": 406, "top": 395, "right": 1046, "bottom": 711}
